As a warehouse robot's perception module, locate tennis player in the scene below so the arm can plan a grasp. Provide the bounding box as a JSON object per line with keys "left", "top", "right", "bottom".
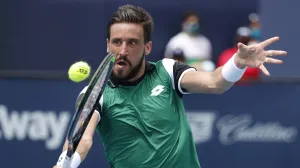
{"left": 54, "top": 4, "right": 287, "bottom": 168}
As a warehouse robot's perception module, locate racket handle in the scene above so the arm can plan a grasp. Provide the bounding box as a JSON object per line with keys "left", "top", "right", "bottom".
{"left": 61, "top": 156, "right": 72, "bottom": 168}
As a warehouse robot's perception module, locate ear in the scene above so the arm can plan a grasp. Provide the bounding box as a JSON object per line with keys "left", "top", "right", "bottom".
{"left": 144, "top": 41, "right": 152, "bottom": 56}
{"left": 106, "top": 39, "right": 110, "bottom": 53}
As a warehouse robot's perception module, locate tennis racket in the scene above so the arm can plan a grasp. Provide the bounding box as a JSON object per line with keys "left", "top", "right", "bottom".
{"left": 61, "top": 53, "right": 115, "bottom": 168}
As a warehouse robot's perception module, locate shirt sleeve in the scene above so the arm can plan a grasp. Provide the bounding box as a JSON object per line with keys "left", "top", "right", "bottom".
{"left": 162, "top": 58, "right": 196, "bottom": 97}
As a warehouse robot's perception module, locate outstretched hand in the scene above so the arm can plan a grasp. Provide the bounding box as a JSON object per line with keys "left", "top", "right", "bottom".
{"left": 235, "top": 36, "right": 287, "bottom": 76}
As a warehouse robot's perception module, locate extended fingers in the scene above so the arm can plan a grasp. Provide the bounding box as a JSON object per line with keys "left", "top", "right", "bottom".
{"left": 259, "top": 64, "right": 270, "bottom": 76}
{"left": 260, "top": 36, "right": 280, "bottom": 48}
{"left": 266, "top": 50, "right": 287, "bottom": 57}
{"left": 265, "top": 57, "right": 283, "bottom": 64}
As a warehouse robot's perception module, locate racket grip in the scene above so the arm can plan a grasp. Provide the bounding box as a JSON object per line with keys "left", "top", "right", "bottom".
{"left": 61, "top": 156, "right": 72, "bottom": 168}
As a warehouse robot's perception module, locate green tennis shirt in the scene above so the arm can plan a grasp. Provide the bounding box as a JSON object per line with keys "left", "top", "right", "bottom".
{"left": 77, "top": 58, "right": 200, "bottom": 168}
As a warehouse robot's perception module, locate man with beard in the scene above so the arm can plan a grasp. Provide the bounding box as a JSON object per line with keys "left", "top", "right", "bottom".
{"left": 54, "top": 5, "right": 287, "bottom": 168}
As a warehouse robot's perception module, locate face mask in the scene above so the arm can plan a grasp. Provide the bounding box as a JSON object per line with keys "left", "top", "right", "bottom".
{"left": 251, "top": 28, "right": 261, "bottom": 40}
{"left": 183, "top": 22, "right": 199, "bottom": 34}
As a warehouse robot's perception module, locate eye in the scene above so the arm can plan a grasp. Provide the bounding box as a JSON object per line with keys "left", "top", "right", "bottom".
{"left": 129, "top": 41, "right": 136, "bottom": 45}
{"left": 112, "top": 39, "right": 121, "bottom": 45}
{"left": 128, "top": 39, "right": 138, "bottom": 45}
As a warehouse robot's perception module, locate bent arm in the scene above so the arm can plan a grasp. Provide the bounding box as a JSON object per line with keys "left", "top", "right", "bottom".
{"left": 55, "top": 111, "right": 100, "bottom": 168}
{"left": 73, "top": 111, "right": 99, "bottom": 160}
{"left": 181, "top": 66, "right": 233, "bottom": 94}
{"left": 181, "top": 55, "right": 246, "bottom": 94}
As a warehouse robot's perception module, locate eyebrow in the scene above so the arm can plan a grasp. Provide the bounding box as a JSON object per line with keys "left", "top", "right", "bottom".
{"left": 128, "top": 38, "right": 140, "bottom": 43}
{"left": 111, "top": 37, "right": 140, "bottom": 42}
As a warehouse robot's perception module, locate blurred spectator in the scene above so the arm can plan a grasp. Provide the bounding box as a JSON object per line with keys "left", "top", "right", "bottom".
{"left": 248, "top": 13, "right": 261, "bottom": 45}
{"left": 172, "top": 48, "right": 186, "bottom": 63}
{"left": 217, "top": 26, "right": 260, "bottom": 82}
{"left": 164, "top": 11, "right": 214, "bottom": 71}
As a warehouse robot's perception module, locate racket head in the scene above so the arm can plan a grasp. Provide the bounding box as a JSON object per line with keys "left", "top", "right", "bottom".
{"left": 65, "top": 53, "right": 115, "bottom": 156}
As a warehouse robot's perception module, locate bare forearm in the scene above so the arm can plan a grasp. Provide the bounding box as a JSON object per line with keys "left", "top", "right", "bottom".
{"left": 61, "top": 137, "right": 92, "bottom": 161}
{"left": 55, "top": 112, "right": 99, "bottom": 168}
{"left": 209, "top": 66, "right": 234, "bottom": 93}
{"left": 75, "top": 137, "right": 93, "bottom": 161}
{"left": 182, "top": 66, "right": 234, "bottom": 94}
{"left": 62, "top": 139, "right": 68, "bottom": 151}
{"left": 60, "top": 113, "right": 98, "bottom": 161}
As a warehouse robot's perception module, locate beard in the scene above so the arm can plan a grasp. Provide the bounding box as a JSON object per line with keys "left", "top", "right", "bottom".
{"left": 111, "top": 51, "right": 145, "bottom": 82}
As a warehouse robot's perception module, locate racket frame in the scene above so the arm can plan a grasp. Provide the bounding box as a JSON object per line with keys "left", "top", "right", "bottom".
{"left": 61, "top": 53, "right": 115, "bottom": 168}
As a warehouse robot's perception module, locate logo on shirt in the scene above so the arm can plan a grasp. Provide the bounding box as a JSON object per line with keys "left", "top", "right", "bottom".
{"left": 151, "top": 85, "right": 165, "bottom": 96}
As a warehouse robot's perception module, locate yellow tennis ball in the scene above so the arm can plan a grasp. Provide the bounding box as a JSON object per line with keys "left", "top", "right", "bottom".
{"left": 68, "top": 61, "right": 91, "bottom": 82}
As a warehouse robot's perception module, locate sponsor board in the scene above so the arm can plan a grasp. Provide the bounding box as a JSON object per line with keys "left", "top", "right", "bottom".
{"left": 0, "top": 105, "right": 71, "bottom": 150}
{"left": 187, "top": 112, "right": 298, "bottom": 145}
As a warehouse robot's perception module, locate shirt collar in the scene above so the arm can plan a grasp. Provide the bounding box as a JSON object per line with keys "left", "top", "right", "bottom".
{"left": 108, "top": 61, "right": 154, "bottom": 87}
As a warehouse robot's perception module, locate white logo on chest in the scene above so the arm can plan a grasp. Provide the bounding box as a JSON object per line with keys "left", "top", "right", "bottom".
{"left": 151, "top": 85, "right": 165, "bottom": 96}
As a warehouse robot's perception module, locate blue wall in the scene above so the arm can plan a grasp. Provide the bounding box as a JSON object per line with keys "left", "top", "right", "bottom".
{"left": 260, "top": 0, "right": 300, "bottom": 78}
{"left": 2, "top": 1, "right": 299, "bottom": 168}
{"left": 2, "top": 0, "right": 258, "bottom": 71}
{"left": 0, "top": 79, "right": 299, "bottom": 168}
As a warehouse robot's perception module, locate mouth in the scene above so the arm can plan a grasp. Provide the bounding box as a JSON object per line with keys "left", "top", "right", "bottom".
{"left": 115, "top": 60, "right": 128, "bottom": 68}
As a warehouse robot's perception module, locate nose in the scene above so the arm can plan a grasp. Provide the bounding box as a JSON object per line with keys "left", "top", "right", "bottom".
{"left": 118, "top": 42, "right": 128, "bottom": 56}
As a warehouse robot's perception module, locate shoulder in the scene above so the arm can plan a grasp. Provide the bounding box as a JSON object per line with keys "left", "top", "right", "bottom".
{"left": 152, "top": 58, "right": 176, "bottom": 78}
{"left": 159, "top": 58, "right": 195, "bottom": 73}
{"left": 198, "top": 34, "right": 211, "bottom": 43}
{"left": 156, "top": 59, "right": 196, "bottom": 96}
{"left": 167, "top": 33, "right": 188, "bottom": 44}
{"left": 160, "top": 58, "right": 176, "bottom": 70}
{"left": 147, "top": 59, "right": 175, "bottom": 71}
{"left": 174, "top": 32, "right": 189, "bottom": 41}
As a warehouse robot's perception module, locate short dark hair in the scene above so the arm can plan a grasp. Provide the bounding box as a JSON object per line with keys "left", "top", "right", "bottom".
{"left": 107, "top": 5, "right": 154, "bottom": 43}
{"left": 182, "top": 11, "right": 199, "bottom": 22}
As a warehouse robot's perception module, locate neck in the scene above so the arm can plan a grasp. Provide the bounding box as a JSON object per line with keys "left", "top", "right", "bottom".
{"left": 127, "top": 61, "right": 146, "bottom": 82}
{"left": 110, "top": 60, "right": 147, "bottom": 87}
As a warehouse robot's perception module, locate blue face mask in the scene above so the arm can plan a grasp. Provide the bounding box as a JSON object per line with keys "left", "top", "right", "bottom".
{"left": 183, "top": 22, "right": 200, "bottom": 34}
{"left": 251, "top": 28, "right": 261, "bottom": 40}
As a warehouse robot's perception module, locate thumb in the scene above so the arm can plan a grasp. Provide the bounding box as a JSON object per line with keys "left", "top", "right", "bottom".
{"left": 237, "top": 42, "right": 247, "bottom": 52}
